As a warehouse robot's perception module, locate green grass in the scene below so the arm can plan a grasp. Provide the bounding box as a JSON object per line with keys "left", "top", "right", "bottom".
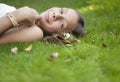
{"left": 0, "top": 0, "right": 120, "bottom": 82}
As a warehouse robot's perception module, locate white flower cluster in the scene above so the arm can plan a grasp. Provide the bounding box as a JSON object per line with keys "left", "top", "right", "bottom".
{"left": 63, "top": 33, "right": 71, "bottom": 39}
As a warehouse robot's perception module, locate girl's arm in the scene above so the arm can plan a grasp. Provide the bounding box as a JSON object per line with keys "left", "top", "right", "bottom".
{"left": 0, "top": 25, "right": 43, "bottom": 44}
{"left": 0, "top": 13, "right": 13, "bottom": 34}
{"left": 0, "top": 6, "right": 40, "bottom": 35}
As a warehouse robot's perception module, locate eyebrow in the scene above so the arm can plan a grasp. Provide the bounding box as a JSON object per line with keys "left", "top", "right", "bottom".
{"left": 59, "top": 20, "right": 68, "bottom": 31}
{"left": 64, "top": 21, "right": 68, "bottom": 31}
{"left": 63, "top": 8, "right": 67, "bottom": 13}
{"left": 60, "top": 8, "right": 68, "bottom": 31}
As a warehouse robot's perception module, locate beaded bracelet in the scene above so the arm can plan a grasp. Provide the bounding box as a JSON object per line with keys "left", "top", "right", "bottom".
{"left": 6, "top": 13, "right": 18, "bottom": 30}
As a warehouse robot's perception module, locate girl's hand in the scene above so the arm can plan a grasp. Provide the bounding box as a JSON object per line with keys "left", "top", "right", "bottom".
{"left": 10, "top": 6, "right": 40, "bottom": 25}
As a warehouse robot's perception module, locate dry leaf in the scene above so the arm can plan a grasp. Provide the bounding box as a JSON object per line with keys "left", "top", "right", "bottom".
{"left": 11, "top": 47, "right": 18, "bottom": 54}
{"left": 65, "top": 59, "right": 71, "bottom": 62}
{"left": 76, "top": 39, "right": 81, "bottom": 43}
{"left": 51, "top": 52, "right": 59, "bottom": 58}
{"left": 48, "top": 57, "right": 54, "bottom": 62}
{"left": 43, "top": 33, "right": 79, "bottom": 44}
{"left": 66, "top": 44, "right": 73, "bottom": 47}
{"left": 91, "top": 40, "right": 95, "bottom": 44}
{"left": 102, "top": 43, "right": 107, "bottom": 48}
{"left": 48, "top": 52, "right": 59, "bottom": 62}
{"left": 25, "top": 44, "right": 32, "bottom": 51}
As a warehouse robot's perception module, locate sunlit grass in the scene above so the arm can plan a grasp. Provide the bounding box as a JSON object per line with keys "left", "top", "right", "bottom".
{"left": 79, "top": 4, "right": 104, "bottom": 14}
{"left": 0, "top": 0, "right": 120, "bottom": 82}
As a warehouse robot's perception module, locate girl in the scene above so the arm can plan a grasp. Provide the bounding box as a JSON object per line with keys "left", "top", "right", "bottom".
{"left": 0, "top": 3, "right": 86, "bottom": 44}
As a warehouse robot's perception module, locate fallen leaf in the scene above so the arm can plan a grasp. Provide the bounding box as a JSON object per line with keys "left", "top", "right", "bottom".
{"left": 66, "top": 44, "right": 73, "bottom": 47}
{"left": 102, "top": 43, "right": 107, "bottom": 48}
{"left": 25, "top": 44, "right": 32, "bottom": 51}
{"left": 91, "top": 40, "right": 95, "bottom": 44}
{"left": 48, "top": 57, "right": 54, "bottom": 62}
{"left": 65, "top": 59, "right": 71, "bottom": 62}
{"left": 11, "top": 47, "right": 18, "bottom": 54}
{"left": 51, "top": 52, "right": 59, "bottom": 58}
{"left": 76, "top": 39, "right": 81, "bottom": 43}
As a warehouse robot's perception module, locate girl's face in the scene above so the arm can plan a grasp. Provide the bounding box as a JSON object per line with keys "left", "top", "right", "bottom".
{"left": 37, "top": 7, "right": 78, "bottom": 34}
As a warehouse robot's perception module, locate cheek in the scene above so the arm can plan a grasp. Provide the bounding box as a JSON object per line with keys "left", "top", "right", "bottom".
{"left": 39, "top": 23, "right": 59, "bottom": 33}
{"left": 46, "top": 22, "right": 60, "bottom": 33}
{"left": 49, "top": 22, "right": 60, "bottom": 29}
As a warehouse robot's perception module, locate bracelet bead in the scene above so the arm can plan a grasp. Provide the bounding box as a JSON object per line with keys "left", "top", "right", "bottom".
{"left": 6, "top": 13, "right": 18, "bottom": 30}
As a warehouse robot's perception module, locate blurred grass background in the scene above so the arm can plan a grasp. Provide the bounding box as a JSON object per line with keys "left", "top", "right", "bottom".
{"left": 0, "top": 0, "right": 120, "bottom": 82}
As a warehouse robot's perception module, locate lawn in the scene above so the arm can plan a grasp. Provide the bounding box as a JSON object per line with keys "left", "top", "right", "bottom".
{"left": 0, "top": 0, "right": 120, "bottom": 82}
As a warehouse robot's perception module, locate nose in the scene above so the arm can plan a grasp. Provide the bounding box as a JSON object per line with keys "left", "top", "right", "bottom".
{"left": 53, "top": 12, "right": 63, "bottom": 21}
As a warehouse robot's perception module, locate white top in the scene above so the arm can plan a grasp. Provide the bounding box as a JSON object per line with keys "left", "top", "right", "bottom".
{"left": 0, "top": 3, "right": 16, "bottom": 17}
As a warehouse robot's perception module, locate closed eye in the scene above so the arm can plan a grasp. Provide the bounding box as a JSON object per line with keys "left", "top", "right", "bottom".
{"left": 61, "top": 23, "right": 64, "bottom": 27}
{"left": 60, "top": 21, "right": 64, "bottom": 30}
{"left": 60, "top": 8, "right": 63, "bottom": 14}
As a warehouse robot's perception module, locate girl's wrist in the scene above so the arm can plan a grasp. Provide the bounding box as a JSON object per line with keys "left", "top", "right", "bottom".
{"left": 10, "top": 10, "right": 25, "bottom": 23}
{"left": 6, "top": 13, "right": 18, "bottom": 27}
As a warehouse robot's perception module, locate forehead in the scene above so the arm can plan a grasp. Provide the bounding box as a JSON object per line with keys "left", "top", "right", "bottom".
{"left": 63, "top": 8, "right": 78, "bottom": 31}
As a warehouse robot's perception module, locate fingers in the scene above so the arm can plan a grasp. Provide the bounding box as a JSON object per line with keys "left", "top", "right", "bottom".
{"left": 14, "top": 6, "right": 40, "bottom": 25}
{"left": 31, "top": 8, "right": 39, "bottom": 18}
{"left": 28, "top": 7, "right": 41, "bottom": 23}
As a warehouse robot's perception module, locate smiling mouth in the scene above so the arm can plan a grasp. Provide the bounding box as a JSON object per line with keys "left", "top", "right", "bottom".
{"left": 45, "top": 12, "right": 49, "bottom": 23}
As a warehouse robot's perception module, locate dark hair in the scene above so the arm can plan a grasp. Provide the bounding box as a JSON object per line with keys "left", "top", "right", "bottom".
{"left": 72, "top": 11, "right": 87, "bottom": 37}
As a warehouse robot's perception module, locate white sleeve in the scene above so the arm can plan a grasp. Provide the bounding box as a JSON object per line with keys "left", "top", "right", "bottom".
{"left": 0, "top": 3, "right": 16, "bottom": 17}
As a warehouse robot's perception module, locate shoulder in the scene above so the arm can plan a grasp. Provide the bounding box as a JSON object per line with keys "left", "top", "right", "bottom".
{"left": 31, "top": 25, "right": 44, "bottom": 38}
